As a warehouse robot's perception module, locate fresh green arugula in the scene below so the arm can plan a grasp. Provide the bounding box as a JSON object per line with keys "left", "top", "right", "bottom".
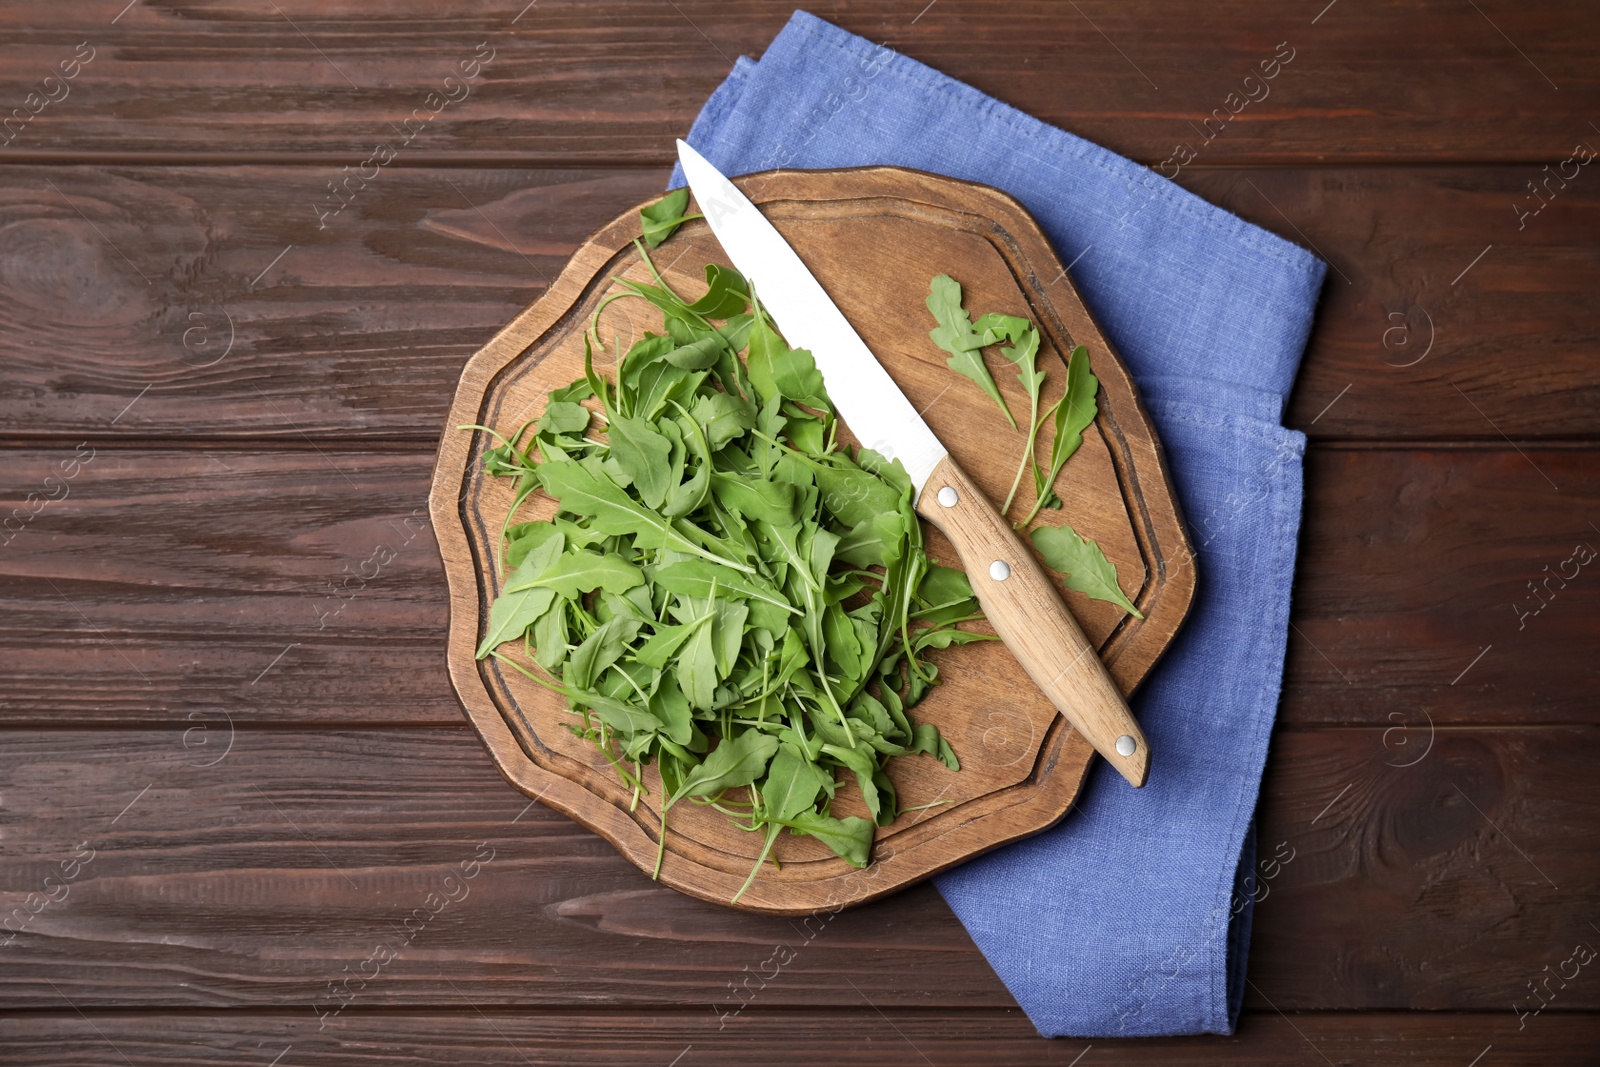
{"left": 921, "top": 275, "right": 1140, "bottom": 618}
{"left": 1032, "top": 524, "right": 1143, "bottom": 619}
{"left": 1022, "top": 343, "right": 1099, "bottom": 528}
{"left": 925, "top": 274, "right": 1016, "bottom": 429}
{"left": 469, "top": 203, "right": 989, "bottom": 902}
{"left": 639, "top": 187, "right": 701, "bottom": 247}
{"left": 969, "top": 312, "right": 1043, "bottom": 513}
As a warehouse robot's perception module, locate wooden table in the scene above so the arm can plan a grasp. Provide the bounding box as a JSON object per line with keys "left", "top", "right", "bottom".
{"left": 1, "top": 3, "right": 1595, "bottom": 1063}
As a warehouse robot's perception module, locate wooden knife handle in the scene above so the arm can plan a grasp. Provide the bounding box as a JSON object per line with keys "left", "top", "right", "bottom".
{"left": 914, "top": 454, "right": 1149, "bottom": 787}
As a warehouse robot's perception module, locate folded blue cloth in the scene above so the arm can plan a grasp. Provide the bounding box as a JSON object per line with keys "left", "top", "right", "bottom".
{"left": 670, "top": 11, "right": 1324, "bottom": 1037}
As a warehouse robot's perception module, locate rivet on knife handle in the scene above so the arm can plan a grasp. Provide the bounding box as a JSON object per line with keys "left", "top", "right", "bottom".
{"left": 916, "top": 454, "right": 1150, "bottom": 787}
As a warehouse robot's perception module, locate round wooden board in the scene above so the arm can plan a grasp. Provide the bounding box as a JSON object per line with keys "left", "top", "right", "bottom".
{"left": 429, "top": 167, "right": 1195, "bottom": 915}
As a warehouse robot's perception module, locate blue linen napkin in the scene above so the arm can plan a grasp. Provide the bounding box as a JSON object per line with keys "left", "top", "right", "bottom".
{"left": 669, "top": 10, "right": 1325, "bottom": 1037}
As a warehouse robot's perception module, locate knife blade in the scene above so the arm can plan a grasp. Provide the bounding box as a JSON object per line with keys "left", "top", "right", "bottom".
{"left": 676, "top": 140, "right": 1149, "bottom": 788}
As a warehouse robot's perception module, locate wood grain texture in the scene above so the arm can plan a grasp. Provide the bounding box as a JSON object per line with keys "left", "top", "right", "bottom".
{"left": 0, "top": 2, "right": 1594, "bottom": 164}
{"left": 0, "top": 1010, "right": 1594, "bottom": 1066}
{"left": 0, "top": 165, "right": 1595, "bottom": 442}
{"left": 1288, "top": 445, "right": 1600, "bottom": 726}
{"left": 0, "top": 726, "right": 1594, "bottom": 1011}
{"left": 2, "top": 0, "right": 1596, "bottom": 1053}
{"left": 1181, "top": 168, "right": 1600, "bottom": 439}
{"left": 3, "top": 446, "right": 1591, "bottom": 728}
{"left": 429, "top": 166, "right": 1194, "bottom": 912}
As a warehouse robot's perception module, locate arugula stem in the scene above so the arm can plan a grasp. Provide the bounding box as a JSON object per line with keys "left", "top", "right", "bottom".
{"left": 665, "top": 517, "right": 758, "bottom": 575}
{"left": 458, "top": 423, "right": 518, "bottom": 448}
{"left": 757, "top": 654, "right": 771, "bottom": 725}
{"left": 815, "top": 669, "right": 856, "bottom": 749}
{"left": 654, "top": 801, "right": 669, "bottom": 880}
{"left": 924, "top": 613, "right": 987, "bottom": 628}
{"left": 1002, "top": 388, "right": 1042, "bottom": 515}
{"left": 896, "top": 560, "right": 935, "bottom": 687}
{"left": 495, "top": 479, "right": 540, "bottom": 570}
{"left": 909, "top": 596, "right": 975, "bottom": 620}
{"left": 1016, "top": 481, "right": 1055, "bottom": 530}
{"left": 616, "top": 666, "right": 652, "bottom": 707}
{"left": 631, "top": 239, "right": 681, "bottom": 299}
{"left": 1012, "top": 397, "right": 1064, "bottom": 528}
{"left": 489, "top": 647, "right": 557, "bottom": 686}
{"left": 590, "top": 291, "right": 634, "bottom": 344}
{"left": 732, "top": 821, "right": 783, "bottom": 905}
{"left": 790, "top": 707, "right": 816, "bottom": 762}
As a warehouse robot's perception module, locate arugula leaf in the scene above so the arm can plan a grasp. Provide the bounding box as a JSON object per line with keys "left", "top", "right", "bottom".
{"left": 712, "top": 599, "right": 748, "bottom": 677}
{"left": 565, "top": 616, "right": 642, "bottom": 690}
{"left": 710, "top": 472, "right": 799, "bottom": 526}
{"left": 607, "top": 413, "right": 674, "bottom": 509}
{"left": 665, "top": 335, "right": 723, "bottom": 370}
{"left": 504, "top": 521, "right": 563, "bottom": 570}
{"left": 572, "top": 685, "right": 663, "bottom": 735}
{"left": 917, "top": 564, "right": 973, "bottom": 606}
{"left": 475, "top": 531, "right": 565, "bottom": 658}
{"left": 686, "top": 263, "right": 750, "bottom": 318}
{"left": 781, "top": 409, "right": 826, "bottom": 454}
{"left": 639, "top": 187, "right": 701, "bottom": 248}
{"left": 1031, "top": 523, "right": 1143, "bottom": 618}
{"left": 925, "top": 274, "right": 1015, "bottom": 428}
{"left": 538, "top": 400, "right": 591, "bottom": 437}
{"left": 835, "top": 510, "right": 907, "bottom": 569}
{"left": 908, "top": 722, "right": 960, "bottom": 770}
{"left": 746, "top": 300, "right": 830, "bottom": 411}
{"left": 649, "top": 685, "right": 694, "bottom": 746}
{"left": 972, "top": 312, "right": 1030, "bottom": 347}
{"left": 618, "top": 333, "right": 687, "bottom": 420}
{"left": 731, "top": 740, "right": 832, "bottom": 903}
{"left": 918, "top": 281, "right": 1109, "bottom": 544}
{"left": 532, "top": 596, "right": 568, "bottom": 669}
{"left": 778, "top": 811, "right": 874, "bottom": 868}
{"left": 538, "top": 454, "right": 751, "bottom": 572}
{"left": 914, "top": 628, "right": 998, "bottom": 651}
{"left": 677, "top": 612, "right": 721, "bottom": 710}
{"left": 669, "top": 728, "right": 779, "bottom": 810}
{"left": 763, "top": 742, "right": 830, "bottom": 822}
{"left": 652, "top": 559, "right": 798, "bottom": 616}
{"left": 689, "top": 390, "right": 755, "bottom": 450}
{"left": 491, "top": 649, "right": 658, "bottom": 736}
{"left": 821, "top": 601, "right": 864, "bottom": 684}
{"left": 808, "top": 455, "right": 901, "bottom": 528}
{"left": 634, "top": 612, "right": 713, "bottom": 669}
{"left": 1022, "top": 345, "right": 1099, "bottom": 528}
{"left": 505, "top": 550, "right": 644, "bottom": 598}
{"left": 973, "top": 317, "right": 1046, "bottom": 513}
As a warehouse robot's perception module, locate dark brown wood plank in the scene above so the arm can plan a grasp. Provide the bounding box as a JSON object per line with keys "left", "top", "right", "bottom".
{"left": 0, "top": 1, "right": 1595, "bottom": 164}
{"left": 1287, "top": 444, "right": 1599, "bottom": 725}
{"left": 2, "top": 446, "right": 1592, "bottom": 727}
{"left": 0, "top": 165, "right": 622, "bottom": 442}
{"left": 1, "top": 164, "right": 1595, "bottom": 442}
{"left": 1184, "top": 168, "right": 1600, "bottom": 439}
{"left": 0, "top": 1010, "right": 1594, "bottom": 1066}
{"left": 1, "top": 725, "right": 1594, "bottom": 1011}
{"left": 0, "top": 448, "right": 454, "bottom": 726}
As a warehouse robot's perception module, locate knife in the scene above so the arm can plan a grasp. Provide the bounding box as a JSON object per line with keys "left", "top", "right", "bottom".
{"left": 676, "top": 141, "right": 1149, "bottom": 788}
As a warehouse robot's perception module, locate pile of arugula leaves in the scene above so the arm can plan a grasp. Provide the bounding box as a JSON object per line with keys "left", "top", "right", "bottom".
{"left": 925, "top": 274, "right": 1143, "bottom": 620}
{"left": 468, "top": 207, "right": 992, "bottom": 902}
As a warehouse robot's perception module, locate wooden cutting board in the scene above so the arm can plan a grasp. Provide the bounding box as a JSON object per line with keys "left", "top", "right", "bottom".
{"left": 429, "top": 167, "right": 1195, "bottom": 916}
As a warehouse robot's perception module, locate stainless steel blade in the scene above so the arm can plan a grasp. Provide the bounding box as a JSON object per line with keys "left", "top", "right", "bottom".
{"left": 676, "top": 140, "right": 948, "bottom": 496}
